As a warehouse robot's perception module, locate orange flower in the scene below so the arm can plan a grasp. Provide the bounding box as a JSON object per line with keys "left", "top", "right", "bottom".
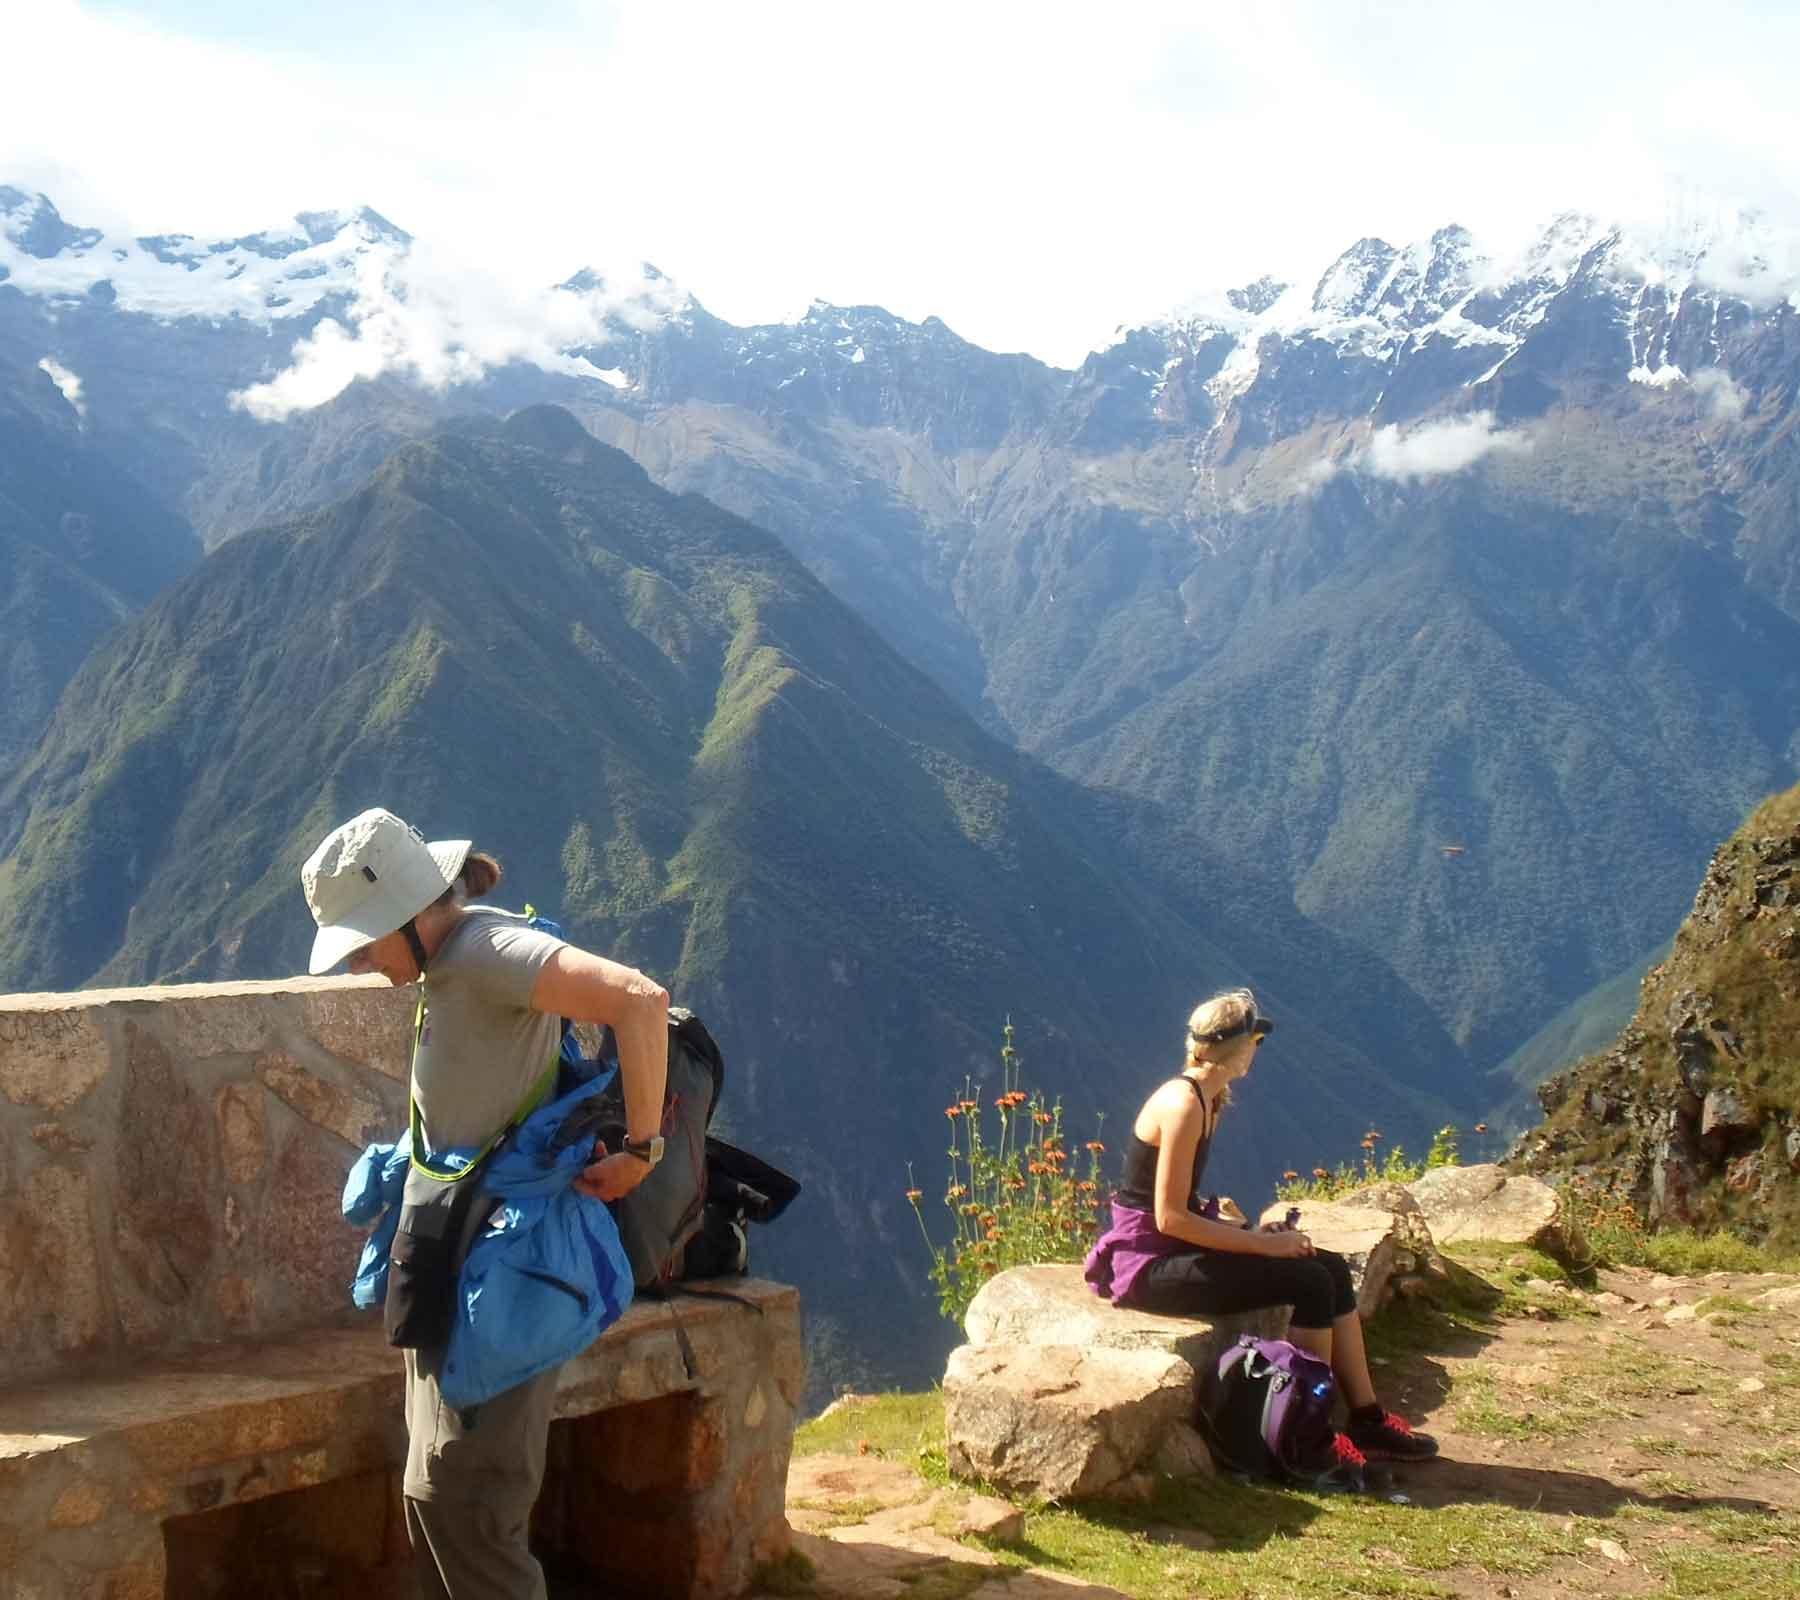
{"left": 961, "top": 1203, "right": 980, "bottom": 1216}
{"left": 985, "top": 1226, "right": 1001, "bottom": 1240}
{"left": 1474, "top": 1122, "right": 1489, "bottom": 1134}
{"left": 946, "top": 1184, "right": 968, "bottom": 1200}
{"left": 1086, "top": 1141, "right": 1106, "bottom": 1154}
{"left": 1365, "top": 1129, "right": 1383, "bottom": 1143}
{"left": 1033, "top": 1111, "right": 1053, "bottom": 1125}
{"left": 905, "top": 1188, "right": 923, "bottom": 1203}
{"left": 1282, "top": 1169, "right": 1300, "bottom": 1182}
{"left": 1313, "top": 1167, "right": 1330, "bottom": 1179}
{"left": 945, "top": 1105, "right": 961, "bottom": 1119}
{"left": 1078, "top": 1180, "right": 1098, "bottom": 1192}
{"left": 960, "top": 1100, "right": 978, "bottom": 1113}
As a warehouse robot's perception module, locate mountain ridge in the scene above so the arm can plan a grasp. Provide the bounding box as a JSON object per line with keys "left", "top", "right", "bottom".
{"left": 7, "top": 183, "right": 1799, "bottom": 1088}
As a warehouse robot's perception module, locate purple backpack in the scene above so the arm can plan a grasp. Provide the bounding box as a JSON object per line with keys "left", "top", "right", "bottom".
{"left": 1199, "top": 1335, "right": 1359, "bottom": 1488}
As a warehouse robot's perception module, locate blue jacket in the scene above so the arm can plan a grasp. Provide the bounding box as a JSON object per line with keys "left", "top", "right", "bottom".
{"left": 342, "top": 1071, "right": 635, "bottom": 1408}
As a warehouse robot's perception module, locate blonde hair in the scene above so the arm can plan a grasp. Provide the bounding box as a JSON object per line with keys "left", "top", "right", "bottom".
{"left": 1183, "top": 988, "right": 1258, "bottom": 1069}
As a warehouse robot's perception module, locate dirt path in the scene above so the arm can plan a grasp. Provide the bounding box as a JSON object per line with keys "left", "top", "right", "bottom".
{"left": 764, "top": 1265, "right": 1800, "bottom": 1599}
{"left": 1366, "top": 1265, "right": 1799, "bottom": 1596}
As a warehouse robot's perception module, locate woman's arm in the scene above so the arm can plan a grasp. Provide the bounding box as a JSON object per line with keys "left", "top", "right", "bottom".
{"left": 531, "top": 946, "right": 670, "bottom": 1200}
{"left": 1150, "top": 1089, "right": 1277, "bottom": 1255}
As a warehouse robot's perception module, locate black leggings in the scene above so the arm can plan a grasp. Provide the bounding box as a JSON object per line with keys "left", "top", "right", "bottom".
{"left": 1126, "top": 1247, "right": 1357, "bottom": 1330}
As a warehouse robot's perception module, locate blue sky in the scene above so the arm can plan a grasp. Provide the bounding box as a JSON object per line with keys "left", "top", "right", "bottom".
{"left": 10, "top": 1, "right": 1800, "bottom": 365}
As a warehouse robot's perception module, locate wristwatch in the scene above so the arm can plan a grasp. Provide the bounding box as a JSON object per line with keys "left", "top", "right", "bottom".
{"left": 622, "top": 1134, "right": 664, "bottom": 1168}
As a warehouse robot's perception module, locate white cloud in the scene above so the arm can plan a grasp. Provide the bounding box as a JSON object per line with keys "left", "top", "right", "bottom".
{"left": 36, "top": 355, "right": 85, "bottom": 417}
{"left": 229, "top": 244, "right": 682, "bottom": 421}
{"left": 1358, "top": 412, "right": 1529, "bottom": 483}
{"left": 1299, "top": 456, "right": 1342, "bottom": 494}
{"left": 1691, "top": 366, "right": 1749, "bottom": 421}
{"left": 8, "top": 2, "right": 1800, "bottom": 366}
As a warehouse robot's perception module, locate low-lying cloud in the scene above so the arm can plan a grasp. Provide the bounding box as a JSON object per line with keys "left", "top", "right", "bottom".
{"left": 36, "top": 355, "right": 85, "bottom": 418}
{"left": 229, "top": 245, "right": 683, "bottom": 422}
{"left": 1357, "top": 410, "right": 1529, "bottom": 482}
{"left": 1691, "top": 366, "right": 1749, "bottom": 421}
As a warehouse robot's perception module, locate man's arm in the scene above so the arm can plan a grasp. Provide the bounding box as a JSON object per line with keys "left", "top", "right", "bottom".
{"left": 531, "top": 945, "right": 669, "bottom": 1199}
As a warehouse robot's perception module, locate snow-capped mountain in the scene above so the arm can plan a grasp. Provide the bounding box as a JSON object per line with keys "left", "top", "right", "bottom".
{"left": 1113, "top": 207, "right": 1800, "bottom": 456}
{"left": 0, "top": 187, "right": 409, "bottom": 323}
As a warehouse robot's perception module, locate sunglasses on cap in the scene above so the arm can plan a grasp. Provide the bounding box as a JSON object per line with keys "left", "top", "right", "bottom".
{"left": 1190, "top": 992, "right": 1274, "bottom": 1046}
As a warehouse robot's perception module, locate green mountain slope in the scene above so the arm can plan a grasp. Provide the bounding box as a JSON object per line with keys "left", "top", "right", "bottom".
{"left": 0, "top": 407, "right": 1464, "bottom": 1381}
{"left": 1486, "top": 939, "right": 1670, "bottom": 1137}
{"left": 967, "top": 465, "right": 1800, "bottom": 1065}
{"left": 0, "top": 361, "right": 199, "bottom": 767}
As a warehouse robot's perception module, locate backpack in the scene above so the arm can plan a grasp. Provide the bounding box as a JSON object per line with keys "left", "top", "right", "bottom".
{"left": 523, "top": 909, "right": 799, "bottom": 1289}
{"left": 1198, "top": 1335, "right": 1362, "bottom": 1490}
{"left": 587, "top": 1006, "right": 725, "bottom": 1290}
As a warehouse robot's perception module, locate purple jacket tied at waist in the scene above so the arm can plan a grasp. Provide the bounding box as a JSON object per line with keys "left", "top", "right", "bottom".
{"left": 1084, "top": 1197, "right": 1197, "bottom": 1305}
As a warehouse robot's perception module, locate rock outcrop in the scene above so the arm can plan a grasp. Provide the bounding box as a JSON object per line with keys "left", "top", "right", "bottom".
{"left": 943, "top": 1263, "right": 1287, "bottom": 1502}
{"left": 943, "top": 1342, "right": 1204, "bottom": 1502}
{"left": 1401, "top": 1164, "right": 1589, "bottom": 1268}
{"left": 1518, "top": 784, "right": 1800, "bottom": 1248}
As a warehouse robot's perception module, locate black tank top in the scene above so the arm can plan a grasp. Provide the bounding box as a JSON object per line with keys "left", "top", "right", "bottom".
{"left": 1116, "top": 1076, "right": 1216, "bottom": 1212}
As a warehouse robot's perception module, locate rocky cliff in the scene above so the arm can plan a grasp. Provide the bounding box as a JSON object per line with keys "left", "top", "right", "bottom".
{"left": 1519, "top": 781, "right": 1800, "bottom": 1245}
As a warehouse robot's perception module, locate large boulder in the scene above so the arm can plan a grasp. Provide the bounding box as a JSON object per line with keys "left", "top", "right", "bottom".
{"left": 1254, "top": 1198, "right": 1434, "bottom": 1316}
{"left": 942, "top": 1342, "right": 1201, "bottom": 1502}
{"left": 945, "top": 1262, "right": 1290, "bottom": 1501}
{"left": 963, "top": 1261, "right": 1287, "bottom": 1371}
{"left": 1404, "top": 1164, "right": 1588, "bottom": 1266}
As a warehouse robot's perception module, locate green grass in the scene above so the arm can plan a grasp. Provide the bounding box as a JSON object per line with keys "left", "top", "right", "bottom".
{"left": 794, "top": 1390, "right": 948, "bottom": 1472}
{"left": 1585, "top": 1223, "right": 1800, "bottom": 1277}
{"left": 1627, "top": 1434, "right": 1721, "bottom": 1460}
{"left": 750, "top": 1548, "right": 817, "bottom": 1596}
{"left": 988, "top": 1477, "right": 1589, "bottom": 1599}
{"left": 1424, "top": 1242, "right": 1598, "bottom": 1323}
{"left": 1696, "top": 1294, "right": 1763, "bottom": 1325}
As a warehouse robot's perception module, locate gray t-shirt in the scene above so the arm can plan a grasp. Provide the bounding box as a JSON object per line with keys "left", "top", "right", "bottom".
{"left": 411, "top": 907, "right": 565, "bottom": 1153}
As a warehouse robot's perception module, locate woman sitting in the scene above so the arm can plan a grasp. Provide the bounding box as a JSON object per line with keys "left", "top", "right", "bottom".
{"left": 1085, "top": 988, "right": 1437, "bottom": 1465}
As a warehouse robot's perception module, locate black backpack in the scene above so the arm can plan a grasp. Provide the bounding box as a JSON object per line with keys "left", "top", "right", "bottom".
{"left": 589, "top": 1007, "right": 725, "bottom": 1290}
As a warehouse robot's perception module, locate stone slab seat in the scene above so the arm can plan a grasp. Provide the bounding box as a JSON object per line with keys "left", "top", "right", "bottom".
{"left": 962, "top": 1262, "right": 1292, "bottom": 1368}
{"left": 0, "top": 1280, "right": 802, "bottom": 1600}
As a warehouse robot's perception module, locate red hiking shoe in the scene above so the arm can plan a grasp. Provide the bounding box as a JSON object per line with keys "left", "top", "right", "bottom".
{"left": 1348, "top": 1408, "right": 1440, "bottom": 1461}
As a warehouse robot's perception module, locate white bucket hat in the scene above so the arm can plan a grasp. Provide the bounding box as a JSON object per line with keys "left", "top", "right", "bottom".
{"left": 301, "top": 808, "right": 471, "bottom": 974}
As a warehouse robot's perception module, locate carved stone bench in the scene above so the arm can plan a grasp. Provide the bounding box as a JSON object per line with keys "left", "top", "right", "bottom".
{"left": 0, "top": 980, "right": 800, "bottom": 1598}
{"left": 1, "top": 1285, "right": 800, "bottom": 1599}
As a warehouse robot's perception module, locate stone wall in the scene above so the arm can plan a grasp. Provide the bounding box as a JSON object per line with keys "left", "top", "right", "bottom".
{"left": 0, "top": 977, "right": 416, "bottom": 1384}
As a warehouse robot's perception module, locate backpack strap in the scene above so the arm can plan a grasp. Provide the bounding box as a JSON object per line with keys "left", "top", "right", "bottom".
{"left": 643, "top": 1282, "right": 769, "bottom": 1383}
{"left": 406, "top": 980, "right": 561, "bottom": 1183}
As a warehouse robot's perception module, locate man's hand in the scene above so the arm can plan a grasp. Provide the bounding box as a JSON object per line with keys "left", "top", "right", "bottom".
{"left": 573, "top": 1150, "right": 653, "bottom": 1203}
